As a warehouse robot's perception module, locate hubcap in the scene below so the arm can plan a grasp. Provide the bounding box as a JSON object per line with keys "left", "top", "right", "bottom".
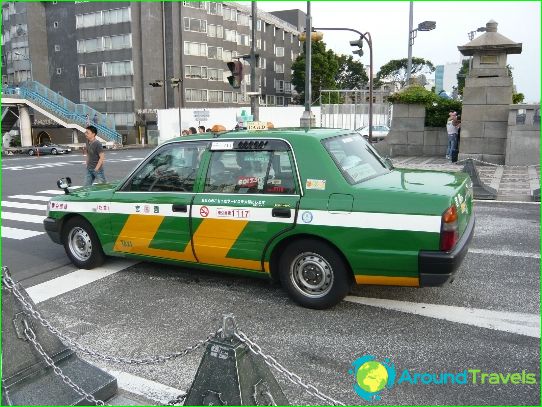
{"left": 68, "top": 227, "right": 92, "bottom": 262}
{"left": 289, "top": 252, "right": 333, "bottom": 298}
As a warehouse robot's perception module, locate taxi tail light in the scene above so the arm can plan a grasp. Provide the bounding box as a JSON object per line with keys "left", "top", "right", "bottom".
{"left": 440, "top": 205, "right": 459, "bottom": 251}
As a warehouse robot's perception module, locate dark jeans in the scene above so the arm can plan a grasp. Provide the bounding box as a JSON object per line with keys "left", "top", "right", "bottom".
{"left": 85, "top": 168, "right": 106, "bottom": 186}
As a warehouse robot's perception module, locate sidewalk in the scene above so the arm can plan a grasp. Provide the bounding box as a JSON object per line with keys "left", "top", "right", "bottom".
{"left": 391, "top": 156, "right": 541, "bottom": 202}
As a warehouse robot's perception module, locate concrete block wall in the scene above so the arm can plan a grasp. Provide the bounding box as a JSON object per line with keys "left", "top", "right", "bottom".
{"left": 505, "top": 105, "right": 541, "bottom": 165}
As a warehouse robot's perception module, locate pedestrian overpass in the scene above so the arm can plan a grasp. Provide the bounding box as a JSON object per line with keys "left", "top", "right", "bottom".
{"left": 1, "top": 81, "right": 122, "bottom": 146}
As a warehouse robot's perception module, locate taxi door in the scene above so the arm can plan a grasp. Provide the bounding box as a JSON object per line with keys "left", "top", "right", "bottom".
{"left": 108, "top": 141, "right": 208, "bottom": 264}
{"left": 191, "top": 139, "right": 300, "bottom": 273}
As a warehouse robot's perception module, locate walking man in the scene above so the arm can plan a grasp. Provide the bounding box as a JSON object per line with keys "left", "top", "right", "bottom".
{"left": 84, "top": 125, "right": 106, "bottom": 186}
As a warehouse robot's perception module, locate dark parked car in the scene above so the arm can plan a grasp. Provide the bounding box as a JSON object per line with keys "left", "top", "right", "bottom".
{"left": 27, "top": 143, "right": 72, "bottom": 156}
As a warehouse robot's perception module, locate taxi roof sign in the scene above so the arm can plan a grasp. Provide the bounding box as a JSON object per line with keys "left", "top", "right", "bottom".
{"left": 246, "top": 121, "right": 268, "bottom": 131}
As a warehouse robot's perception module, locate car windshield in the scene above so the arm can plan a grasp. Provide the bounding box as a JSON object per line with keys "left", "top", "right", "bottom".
{"left": 323, "top": 133, "right": 389, "bottom": 184}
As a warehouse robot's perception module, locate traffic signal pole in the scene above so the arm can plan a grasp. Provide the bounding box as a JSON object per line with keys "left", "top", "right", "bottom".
{"left": 250, "top": 1, "right": 259, "bottom": 121}
{"left": 300, "top": 1, "right": 315, "bottom": 128}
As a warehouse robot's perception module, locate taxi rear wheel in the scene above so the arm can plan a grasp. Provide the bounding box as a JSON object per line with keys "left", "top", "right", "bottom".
{"left": 279, "top": 240, "right": 351, "bottom": 309}
{"left": 62, "top": 217, "right": 105, "bottom": 269}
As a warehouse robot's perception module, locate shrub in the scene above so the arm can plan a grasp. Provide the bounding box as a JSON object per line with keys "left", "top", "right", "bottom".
{"left": 387, "top": 85, "right": 462, "bottom": 127}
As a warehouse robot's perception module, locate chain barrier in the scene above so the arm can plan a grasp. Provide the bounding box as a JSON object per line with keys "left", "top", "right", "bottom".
{"left": 3, "top": 269, "right": 344, "bottom": 406}
{"left": 22, "top": 321, "right": 106, "bottom": 406}
{"left": 235, "top": 330, "right": 346, "bottom": 406}
{"left": 2, "top": 270, "right": 220, "bottom": 366}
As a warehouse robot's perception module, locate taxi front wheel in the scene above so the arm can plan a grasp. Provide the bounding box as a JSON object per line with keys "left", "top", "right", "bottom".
{"left": 62, "top": 217, "right": 105, "bottom": 269}
{"left": 279, "top": 240, "right": 351, "bottom": 309}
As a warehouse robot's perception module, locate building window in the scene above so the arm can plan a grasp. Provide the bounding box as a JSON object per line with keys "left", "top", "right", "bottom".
{"left": 185, "top": 65, "right": 208, "bottom": 79}
{"left": 275, "top": 46, "right": 284, "bottom": 57}
{"left": 183, "top": 1, "right": 206, "bottom": 10}
{"left": 56, "top": 68, "right": 62, "bottom": 75}
{"left": 184, "top": 17, "right": 207, "bottom": 33}
{"left": 238, "top": 34, "right": 250, "bottom": 47}
{"left": 185, "top": 88, "right": 208, "bottom": 102}
{"left": 263, "top": 40, "right": 266, "bottom": 52}
{"left": 208, "top": 2, "right": 222, "bottom": 15}
{"left": 106, "top": 112, "right": 135, "bottom": 127}
{"left": 274, "top": 62, "right": 284, "bottom": 74}
{"left": 257, "top": 20, "right": 262, "bottom": 31}
{"left": 80, "top": 88, "right": 105, "bottom": 102}
{"left": 276, "top": 80, "right": 284, "bottom": 93}
{"left": 77, "top": 38, "right": 102, "bottom": 53}
{"left": 224, "top": 91, "right": 233, "bottom": 104}
{"left": 258, "top": 57, "right": 266, "bottom": 69}
{"left": 208, "top": 90, "right": 224, "bottom": 103}
{"left": 256, "top": 39, "right": 261, "bottom": 49}
{"left": 184, "top": 41, "right": 207, "bottom": 57}
{"left": 207, "top": 68, "right": 223, "bottom": 81}
{"left": 53, "top": 21, "right": 59, "bottom": 28}
{"left": 207, "top": 46, "right": 223, "bottom": 60}
{"left": 223, "top": 7, "right": 237, "bottom": 22}
{"left": 79, "top": 63, "right": 103, "bottom": 78}
{"left": 76, "top": 7, "right": 130, "bottom": 29}
{"left": 290, "top": 33, "right": 293, "bottom": 43}
{"left": 285, "top": 81, "right": 291, "bottom": 93}
{"left": 208, "top": 24, "right": 224, "bottom": 38}
{"left": 103, "top": 8, "right": 131, "bottom": 25}
{"left": 237, "top": 12, "right": 249, "bottom": 26}
{"left": 282, "top": 30, "right": 285, "bottom": 41}
{"left": 276, "top": 96, "right": 284, "bottom": 106}
{"left": 54, "top": 45, "right": 61, "bottom": 52}
{"left": 104, "top": 61, "right": 133, "bottom": 76}
{"left": 106, "top": 87, "right": 134, "bottom": 101}
{"left": 103, "top": 34, "right": 132, "bottom": 50}
{"left": 224, "top": 29, "right": 237, "bottom": 42}
{"left": 266, "top": 95, "right": 275, "bottom": 106}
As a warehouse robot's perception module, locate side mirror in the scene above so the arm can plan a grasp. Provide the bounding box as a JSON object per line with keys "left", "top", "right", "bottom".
{"left": 383, "top": 157, "right": 394, "bottom": 170}
{"left": 57, "top": 177, "right": 72, "bottom": 194}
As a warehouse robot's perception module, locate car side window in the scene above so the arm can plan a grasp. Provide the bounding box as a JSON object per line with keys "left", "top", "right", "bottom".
{"left": 125, "top": 142, "right": 207, "bottom": 192}
{"left": 204, "top": 149, "right": 297, "bottom": 195}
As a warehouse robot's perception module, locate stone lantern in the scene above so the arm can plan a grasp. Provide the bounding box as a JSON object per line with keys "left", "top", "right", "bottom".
{"left": 457, "top": 20, "right": 522, "bottom": 164}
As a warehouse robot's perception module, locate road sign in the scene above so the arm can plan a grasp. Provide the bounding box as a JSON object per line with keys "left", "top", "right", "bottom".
{"left": 193, "top": 110, "right": 210, "bottom": 122}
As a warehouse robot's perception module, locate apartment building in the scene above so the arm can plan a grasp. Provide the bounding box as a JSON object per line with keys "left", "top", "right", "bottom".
{"left": 1, "top": 1, "right": 304, "bottom": 142}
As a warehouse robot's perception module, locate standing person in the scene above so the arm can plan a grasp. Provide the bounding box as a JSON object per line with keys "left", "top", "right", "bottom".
{"left": 84, "top": 125, "right": 106, "bottom": 186}
{"left": 198, "top": 125, "right": 205, "bottom": 133}
{"left": 93, "top": 113, "right": 99, "bottom": 125}
{"left": 446, "top": 111, "right": 459, "bottom": 160}
{"left": 189, "top": 126, "right": 197, "bottom": 134}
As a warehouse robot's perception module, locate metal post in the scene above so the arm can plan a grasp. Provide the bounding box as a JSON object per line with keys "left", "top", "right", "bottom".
{"left": 300, "top": 2, "right": 315, "bottom": 127}
{"left": 161, "top": 2, "right": 168, "bottom": 108}
{"left": 250, "top": 1, "right": 259, "bottom": 121}
{"left": 406, "top": 1, "right": 414, "bottom": 86}
{"left": 366, "top": 32, "right": 373, "bottom": 143}
{"left": 177, "top": 84, "right": 182, "bottom": 135}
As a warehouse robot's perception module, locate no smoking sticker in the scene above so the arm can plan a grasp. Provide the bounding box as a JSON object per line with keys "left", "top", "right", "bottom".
{"left": 200, "top": 206, "right": 209, "bottom": 217}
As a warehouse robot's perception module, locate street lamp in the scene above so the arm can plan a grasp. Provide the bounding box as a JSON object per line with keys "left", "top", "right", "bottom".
{"left": 406, "top": 1, "right": 436, "bottom": 85}
{"left": 468, "top": 26, "right": 486, "bottom": 41}
{"left": 312, "top": 27, "right": 374, "bottom": 142}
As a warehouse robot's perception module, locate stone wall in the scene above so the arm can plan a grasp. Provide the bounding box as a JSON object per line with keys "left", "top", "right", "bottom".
{"left": 505, "top": 104, "right": 541, "bottom": 165}
{"left": 382, "top": 103, "right": 448, "bottom": 157}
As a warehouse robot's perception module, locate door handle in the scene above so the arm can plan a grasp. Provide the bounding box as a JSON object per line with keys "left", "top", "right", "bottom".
{"left": 272, "top": 207, "right": 291, "bottom": 218}
{"left": 172, "top": 204, "right": 188, "bottom": 213}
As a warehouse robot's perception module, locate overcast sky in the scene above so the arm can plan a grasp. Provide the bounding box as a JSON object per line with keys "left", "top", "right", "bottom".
{"left": 256, "top": 1, "right": 541, "bottom": 102}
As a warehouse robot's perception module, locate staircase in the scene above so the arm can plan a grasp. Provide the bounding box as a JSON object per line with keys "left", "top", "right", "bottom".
{"left": 2, "top": 81, "right": 122, "bottom": 144}
{"left": 1, "top": 107, "right": 19, "bottom": 135}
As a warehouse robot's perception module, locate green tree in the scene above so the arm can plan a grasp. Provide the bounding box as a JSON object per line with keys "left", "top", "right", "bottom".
{"left": 291, "top": 41, "right": 339, "bottom": 105}
{"left": 456, "top": 59, "right": 469, "bottom": 97}
{"left": 335, "top": 54, "right": 368, "bottom": 90}
{"left": 375, "top": 57, "right": 435, "bottom": 89}
{"left": 513, "top": 92, "right": 525, "bottom": 104}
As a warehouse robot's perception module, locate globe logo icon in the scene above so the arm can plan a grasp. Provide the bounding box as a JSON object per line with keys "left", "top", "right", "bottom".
{"left": 349, "top": 355, "right": 396, "bottom": 401}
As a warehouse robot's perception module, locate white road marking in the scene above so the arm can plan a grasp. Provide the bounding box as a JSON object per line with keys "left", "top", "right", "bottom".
{"left": 469, "top": 248, "right": 540, "bottom": 259}
{"left": 1, "top": 226, "right": 44, "bottom": 240}
{"left": 102, "top": 368, "right": 185, "bottom": 405}
{"left": 344, "top": 296, "right": 540, "bottom": 338}
{"left": 26, "top": 259, "right": 138, "bottom": 304}
{"left": 37, "top": 186, "right": 83, "bottom": 195}
{"left": 474, "top": 199, "right": 540, "bottom": 205}
{"left": 2, "top": 211, "right": 46, "bottom": 224}
{"left": 2, "top": 201, "right": 46, "bottom": 211}
{"left": 8, "top": 194, "right": 53, "bottom": 202}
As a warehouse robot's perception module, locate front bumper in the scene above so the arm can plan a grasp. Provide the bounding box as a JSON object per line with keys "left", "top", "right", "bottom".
{"left": 418, "top": 214, "right": 475, "bottom": 287}
{"left": 43, "top": 217, "right": 62, "bottom": 244}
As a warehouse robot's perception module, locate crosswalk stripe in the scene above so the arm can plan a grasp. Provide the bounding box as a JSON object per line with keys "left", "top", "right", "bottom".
{"left": 8, "top": 195, "right": 53, "bottom": 202}
{"left": 2, "top": 211, "right": 46, "bottom": 224}
{"left": 37, "top": 186, "right": 83, "bottom": 195}
{"left": 2, "top": 201, "right": 46, "bottom": 211}
{"left": 1, "top": 226, "right": 44, "bottom": 240}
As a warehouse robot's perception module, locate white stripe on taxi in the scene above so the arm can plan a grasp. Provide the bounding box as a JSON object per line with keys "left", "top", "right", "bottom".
{"left": 48, "top": 200, "right": 441, "bottom": 233}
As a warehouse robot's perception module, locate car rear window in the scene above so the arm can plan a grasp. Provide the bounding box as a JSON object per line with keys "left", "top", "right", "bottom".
{"left": 323, "top": 133, "right": 389, "bottom": 184}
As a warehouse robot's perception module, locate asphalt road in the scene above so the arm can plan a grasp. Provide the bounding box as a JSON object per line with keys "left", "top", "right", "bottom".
{"left": 1, "top": 150, "right": 540, "bottom": 405}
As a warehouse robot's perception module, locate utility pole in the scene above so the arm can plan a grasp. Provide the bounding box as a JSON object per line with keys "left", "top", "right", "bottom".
{"left": 250, "top": 1, "right": 259, "bottom": 121}
{"left": 300, "top": 1, "right": 315, "bottom": 128}
{"left": 406, "top": 1, "right": 414, "bottom": 86}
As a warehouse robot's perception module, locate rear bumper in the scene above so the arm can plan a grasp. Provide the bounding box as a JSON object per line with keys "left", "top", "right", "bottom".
{"left": 418, "top": 214, "right": 475, "bottom": 287}
{"left": 43, "top": 217, "right": 62, "bottom": 244}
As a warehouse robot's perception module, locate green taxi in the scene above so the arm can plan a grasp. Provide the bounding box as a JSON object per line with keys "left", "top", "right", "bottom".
{"left": 44, "top": 128, "right": 475, "bottom": 309}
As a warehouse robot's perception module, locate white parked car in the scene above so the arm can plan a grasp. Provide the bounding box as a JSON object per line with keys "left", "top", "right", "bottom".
{"left": 355, "top": 125, "right": 390, "bottom": 142}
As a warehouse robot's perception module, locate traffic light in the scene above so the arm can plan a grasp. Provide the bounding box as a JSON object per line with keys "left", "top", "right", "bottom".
{"left": 226, "top": 61, "right": 243, "bottom": 89}
{"left": 350, "top": 37, "right": 364, "bottom": 57}
{"left": 299, "top": 31, "right": 324, "bottom": 42}
{"left": 149, "top": 80, "right": 164, "bottom": 87}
